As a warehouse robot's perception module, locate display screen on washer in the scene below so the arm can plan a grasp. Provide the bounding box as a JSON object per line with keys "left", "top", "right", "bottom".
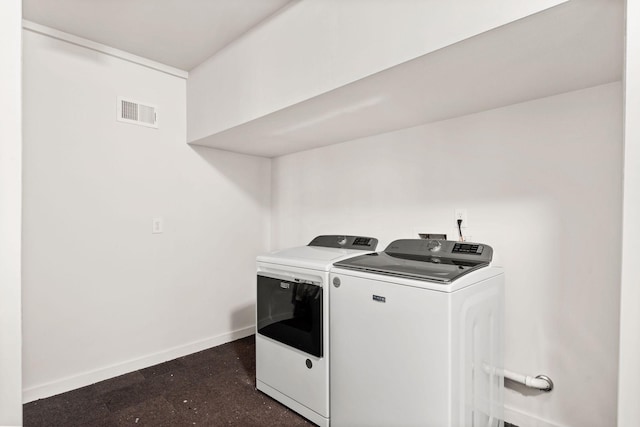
{"left": 256, "top": 275, "right": 323, "bottom": 357}
{"left": 452, "top": 243, "right": 484, "bottom": 254}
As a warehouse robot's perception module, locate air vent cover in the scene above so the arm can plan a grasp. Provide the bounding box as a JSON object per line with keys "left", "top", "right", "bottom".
{"left": 117, "top": 97, "right": 158, "bottom": 128}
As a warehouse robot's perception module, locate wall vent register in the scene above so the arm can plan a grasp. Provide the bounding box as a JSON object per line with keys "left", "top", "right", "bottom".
{"left": 117, "top": 97, "right": 158, "bottom": 128}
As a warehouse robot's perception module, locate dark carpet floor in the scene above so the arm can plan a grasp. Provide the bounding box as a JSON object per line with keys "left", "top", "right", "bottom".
{"left": 23, "top": 335, "right": 311, "bottom": 426}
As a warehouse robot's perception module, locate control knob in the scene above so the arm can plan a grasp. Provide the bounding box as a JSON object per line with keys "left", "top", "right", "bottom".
{"left": 426, "top": 240, "right": 442, "bottom": 252}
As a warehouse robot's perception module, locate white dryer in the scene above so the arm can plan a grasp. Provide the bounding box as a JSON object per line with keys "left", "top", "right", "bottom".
{"left": 330, "top": 239, "right": 504, "bottom": 427}
{"left": 256, "top": 235, "right": 378, "bottom": 427}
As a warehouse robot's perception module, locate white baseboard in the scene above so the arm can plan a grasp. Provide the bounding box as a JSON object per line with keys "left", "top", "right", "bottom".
{"left": 23, "top": 326, "right": 255, "bottom": 403}
{"left": 504, "top": 405, "right": 570, "bottom": 427}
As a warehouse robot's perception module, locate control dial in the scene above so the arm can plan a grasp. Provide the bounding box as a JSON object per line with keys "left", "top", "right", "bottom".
{"left": 426, "top": 240, "right": 442, "bottom": 252}
{"left": 337, "top": 236, "right": 347, "bottom": 246}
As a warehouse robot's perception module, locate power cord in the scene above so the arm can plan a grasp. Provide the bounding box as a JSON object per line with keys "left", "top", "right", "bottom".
{"left": 457, "top": 219, "right": 464, "bottom": 242}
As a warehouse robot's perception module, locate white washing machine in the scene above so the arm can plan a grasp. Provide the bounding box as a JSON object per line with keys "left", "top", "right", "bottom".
{"left": 256, "top": 235, "right": 378, "bottom": 427}
{"left": 330, "top": 239, "right": 504, "bottom": 427}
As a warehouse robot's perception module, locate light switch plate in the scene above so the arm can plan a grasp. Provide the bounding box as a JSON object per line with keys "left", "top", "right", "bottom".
{"left": 152, "top": 217, "right": 163, "bottom": 234}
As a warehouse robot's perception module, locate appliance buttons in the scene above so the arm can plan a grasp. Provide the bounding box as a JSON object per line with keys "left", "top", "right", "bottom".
{"left": 333, "top": 277, "right": 341, "bottom": 288}
{"left": 306, "top": 359, "right": 313, "bottom": 369}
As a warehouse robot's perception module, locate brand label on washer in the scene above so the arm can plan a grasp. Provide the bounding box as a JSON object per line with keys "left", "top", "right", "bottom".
{"left": 372, "top": 295, "right": 386, "bottom": 303}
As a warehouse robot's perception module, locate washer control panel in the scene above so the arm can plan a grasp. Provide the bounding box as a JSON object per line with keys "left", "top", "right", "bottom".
{"left": 452, "top": 243, "right": 484, "bottom": 255}
{"left": 385, "top": 239, "right": 493, "bottom": 264}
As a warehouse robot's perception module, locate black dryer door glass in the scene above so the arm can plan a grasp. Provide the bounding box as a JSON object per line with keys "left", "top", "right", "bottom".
{"left": 257, "top": 275, "right": 323, "bottom": 357}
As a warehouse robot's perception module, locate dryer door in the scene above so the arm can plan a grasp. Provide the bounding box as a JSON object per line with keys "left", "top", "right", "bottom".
{"left": 257, "top": 274, "right": 323, "bottom": 357}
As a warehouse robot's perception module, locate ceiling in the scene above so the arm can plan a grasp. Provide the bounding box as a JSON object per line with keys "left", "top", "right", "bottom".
{"left": 22, "top": 0, "right": 295, "bottom": 71}
{"left": 23, "top": 0, "right": 624, "bottom": 158}
{"left": 190, "top": 0, "right": 624, "bottom": 157}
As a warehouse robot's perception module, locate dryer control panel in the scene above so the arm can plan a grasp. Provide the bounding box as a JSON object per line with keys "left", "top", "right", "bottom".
{"left": 308, "top": 235, "right": 378, "bottom": 250}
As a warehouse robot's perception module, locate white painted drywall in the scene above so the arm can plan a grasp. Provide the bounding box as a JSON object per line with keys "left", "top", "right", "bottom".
{"left": 21, "top": 29, "right": 271, "bottom": 400}
{"left": 0, "top": 1, "right": 23, "bottom": 425}
{"left": 618, "top": 0, "right": 640, "bottom": 424}
{"left": 187, "top": 0, "right": 566, "bottom": 143}
{"left": 271, "top": 83, "right": 623, "bottom": 427}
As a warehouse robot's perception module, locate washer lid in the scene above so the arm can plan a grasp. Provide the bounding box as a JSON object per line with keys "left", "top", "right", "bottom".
{"left": 333, "top": 239, "right": 493, "bottom": 283}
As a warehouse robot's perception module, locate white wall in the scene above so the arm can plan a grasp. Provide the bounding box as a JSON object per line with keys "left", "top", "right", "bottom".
{"left": 187, "top": 0, "right": 565, "bottom": 143}
{"left": 271, "top": 83, "right": 623, "bottom": 427}
{"left": 0, "top": 1, "right": 23, "bottom": 425}
{"left": 618, "top": 0, "right": 640, "bottom": 424}
{"left": 21, "top": 30, "right": 271, "bottom": 401}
